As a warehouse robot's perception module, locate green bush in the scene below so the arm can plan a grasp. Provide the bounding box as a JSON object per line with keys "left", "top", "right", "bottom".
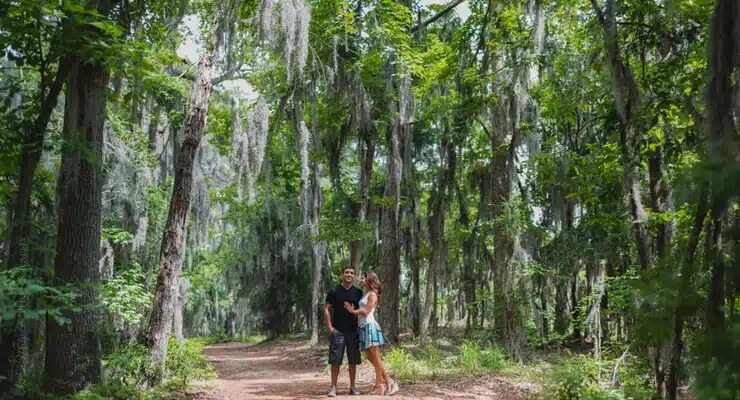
{"left": 203, "top": 332, "right": 266, "bottom": 345}
{"left": 455, "top": 341, "right": 508, "bottom": 372}
{"left": 101, "top": 265, "right": 152, "bottom": 326}
{"left": 203, "top": 330, "right": 233, "bottom": 345}
{"left": 546, "top": 355, "right": 601, "bottom": 400}
{"left": 421, "top": 344, "right": 443, "bottom": 369}
{"left": 482, "top": 345, "right": 508, "bottom": 371}
{"left": 72, "top": 337, "right": 216, "bottom": 399}
{"left": 386, "top": 347, "right": 418, "bottom": 381}
{"left": 164, "top": 338, "right": 217, "bottom": 390}
{"left": 458, "top": 341, "right": 483, "bottom": 371}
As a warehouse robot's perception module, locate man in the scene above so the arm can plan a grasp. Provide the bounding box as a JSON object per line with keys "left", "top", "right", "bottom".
{"left": 324, "top": 265, "right": 363, "bottom": 397}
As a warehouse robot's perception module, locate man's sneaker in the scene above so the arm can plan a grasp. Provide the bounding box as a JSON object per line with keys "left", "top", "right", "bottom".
{"left": 327, "top": 387, "right": 337, "bottom": 397}
{"left": 387, "top": 380, "right": 399, "bottom": 396}
{"left": 349, "top": 387, "right": 361, "bottom": 395}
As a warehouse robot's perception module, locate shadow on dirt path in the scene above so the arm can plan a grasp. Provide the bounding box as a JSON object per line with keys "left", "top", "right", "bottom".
{"left": 177, "top": 339, "right": 533, "bottom": 400}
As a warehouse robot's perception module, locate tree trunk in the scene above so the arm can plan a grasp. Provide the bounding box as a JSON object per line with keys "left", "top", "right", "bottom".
{"left": 377, "top": 120, "right": 403, "bottom": 345}
{"left": 458, "top": 181, "right": 476, "bottom": 337}
{"left": 667, "top": 185, "right": 708, "bottom": 400}
{"left": 490, "top": 81, "right": 518, "bottom": 354}
{"left": 43, "top": 56, "right": 109, "bottom": 395}
{"left": 410, "top": 202, "right": 422, "bottom": 336}
{"left": 648, "top": 122, "right": 670, "bottom": 398}
{"left": 554, "top": 280, "right": 570, "bottom": 336}
{"left": 0, "top": 58, "right": 69, "bottom": 397}
{"left": 311, "top": 77, "right": 326, "bottom": 344}
{"left": 144, "top": 27, "right": 217, "bottom": 375}
{"left": 571, "top": 270, "right": 581, "bottom": 339}
{"left": 539, "top": 274, "right": 549, "bottom": 339}
{"left": 172, "top": 278, "right": 185, "bottom": 344}
{"left": 668, "top": 1, "right": 739, "bottom": 397}
{"left": 590, "top": 0, "right": 650, "bottom": 272}
{"left": 350, "top": 128, "right": 375, "bottom": 270}
{"left": 420, "top": 141, "right": 454, "bottom": 345}
{"left": 702, "top": 0, "right": 738, "bottom": 369}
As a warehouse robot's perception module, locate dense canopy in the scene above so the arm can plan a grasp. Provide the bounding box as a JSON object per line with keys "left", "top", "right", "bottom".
{"left": 0, "top": 0, "right": 738, "bottom": 398}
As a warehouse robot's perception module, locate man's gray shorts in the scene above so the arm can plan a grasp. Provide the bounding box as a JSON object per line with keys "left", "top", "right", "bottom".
{"left": 328, "top": 329, "right": 361, "bottom": 365}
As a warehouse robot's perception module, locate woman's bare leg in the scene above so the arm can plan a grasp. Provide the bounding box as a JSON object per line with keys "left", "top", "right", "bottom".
{"left": 366, "top": 347, "right": 385, "bottom": 391}
{"left": 377, "top": 352, "right": 392, "bottom": 390}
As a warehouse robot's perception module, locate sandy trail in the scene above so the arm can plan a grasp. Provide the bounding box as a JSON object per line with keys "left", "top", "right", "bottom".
{"left": 180, "top": 339, "right": 531, "bottom": 400}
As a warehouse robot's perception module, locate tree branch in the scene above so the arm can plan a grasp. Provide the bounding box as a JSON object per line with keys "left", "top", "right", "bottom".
{"left": 410, "top": 0, "right": 466, "bottom": 33}
{"left": 590, "top": 0, "right": 606, "bottom": 27}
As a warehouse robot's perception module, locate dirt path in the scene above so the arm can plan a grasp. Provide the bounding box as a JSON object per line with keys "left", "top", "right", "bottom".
{"left": 179, "top": 339, "right": 533, "bottom": 400}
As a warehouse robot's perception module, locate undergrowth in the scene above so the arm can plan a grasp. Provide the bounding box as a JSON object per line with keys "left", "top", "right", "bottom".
{"left": 21, "top": 337, "right": 217, "bottom": 399}
{"left": 384, "top": 341, "right": 509, "bottom": 381}
{"left": 383, "top": 340, "right": 655, "bottom": 400}
{"left": 202, "top": 331, "right": 266, "bottom": 345}
{"left": 75, "top": 337, "right": 216, "bottom": 399}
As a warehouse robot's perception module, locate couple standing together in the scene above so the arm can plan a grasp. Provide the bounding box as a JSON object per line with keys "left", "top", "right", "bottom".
{"left": 324, "top": 266, "right": 400, "bottom": 397}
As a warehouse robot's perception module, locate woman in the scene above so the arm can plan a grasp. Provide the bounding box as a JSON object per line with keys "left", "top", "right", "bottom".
{"left": 344, "top": 272, "right": 399, "bottom": 396}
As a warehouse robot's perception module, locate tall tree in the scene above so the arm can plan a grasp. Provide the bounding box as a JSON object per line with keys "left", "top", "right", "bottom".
{"left": 43, "top": 2, "right": 116, "bottom": 391}
{"left": 144, "top": 2, "right": 221, "bottom": 375}
{"left": 0, "top": 6, "right": 71, "bottom": 394}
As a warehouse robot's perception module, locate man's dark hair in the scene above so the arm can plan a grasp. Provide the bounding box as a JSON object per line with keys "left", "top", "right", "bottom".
{"left": 343, "top": 265, "right": 356, "bottom": 273}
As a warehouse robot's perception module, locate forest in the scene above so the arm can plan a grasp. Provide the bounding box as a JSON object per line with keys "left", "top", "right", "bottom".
{"left": 0, "top": 0, "right": 738, "bottom": 398}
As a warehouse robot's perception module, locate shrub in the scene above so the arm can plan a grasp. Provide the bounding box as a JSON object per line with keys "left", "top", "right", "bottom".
{"left": 386, "top": 347, "right": 418, "bottom": 381}
{"left": 546, "top": 355, "right": 600, "bottom": 400}
{"left": 482, "top": 345, "right": 508, "bottom": 371}
{"left": 164, "top": 338, "right": 217, "bottom": 390}
{"left": 72, "top": 337, "right": 216, "bottom": 399}
{"left": 458, "top": 341, "right": 483, "bottom": 371}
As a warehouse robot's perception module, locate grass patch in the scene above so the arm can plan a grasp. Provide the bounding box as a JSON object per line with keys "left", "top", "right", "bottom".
{"left": 383, "top": 341, "right": 510, "bottom": 382}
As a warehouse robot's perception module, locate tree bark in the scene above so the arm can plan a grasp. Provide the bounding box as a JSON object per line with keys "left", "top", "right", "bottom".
{"left": 703, "top": 0, "right": 738, "bottom": 364}
{"left": 144, "top": 26, "right": 217, "bottom": 375}
{"left": 668, "top": 1, "right": 739, "bottom": 397}
{"left": 0, "top": 58, "right": 70, "bottom": 398}
{"left": 410, "top": 198, "right": 422, "bottom": 336}
{"left": 458, "top": 181, "right": 476, "bottom": 337}
{"left": 309, "top": 77, "right": 324, "bottom": 345}
{"left": 490, "top": 82, "right": 519, "bottom": 355}
{"left": 350, "top": 128, "right": 375, "bottom": 270}
{"left": 420, "top": 141, "right": 454, "bottom": 346}
{"left": 172, "top": 278, "right": 185, "bottom": 344}
{"left": 43, "top": 56, "right": 109, "bottom": 395}
{"left": 377, "top": 121, "right": 403, "bottom": 345}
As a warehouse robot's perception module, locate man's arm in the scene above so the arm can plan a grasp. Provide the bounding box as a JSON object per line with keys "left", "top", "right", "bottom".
{"left": 324, "top": 303, "right": 334, "bottom": 334}
{"left": 324, "top": 289, "right": 334, "bottom": 334}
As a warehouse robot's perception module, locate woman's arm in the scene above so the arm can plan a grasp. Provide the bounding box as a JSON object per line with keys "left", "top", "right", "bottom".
{"left": 346, "top": 292, "right": 377, "bottom": 317}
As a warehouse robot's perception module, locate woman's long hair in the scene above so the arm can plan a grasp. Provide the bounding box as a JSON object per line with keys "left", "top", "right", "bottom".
{"left": 364, "top": 272, "right": 382, "bottom": 295}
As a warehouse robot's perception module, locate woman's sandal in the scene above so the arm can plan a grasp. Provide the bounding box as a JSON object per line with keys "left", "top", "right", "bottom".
{"left": 369, "top": 385, "right": 386, "bottom": 395}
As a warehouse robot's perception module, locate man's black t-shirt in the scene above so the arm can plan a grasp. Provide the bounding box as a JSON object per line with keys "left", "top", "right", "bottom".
{"left": 326, "top": 284, "right": 363, "bottom": 334}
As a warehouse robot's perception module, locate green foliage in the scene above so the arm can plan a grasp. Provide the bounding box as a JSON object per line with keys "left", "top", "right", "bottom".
{"left": 545, "top": 355, "right": 601, "bottom": 400}
{"left": 73, "top": 338, "right": 216, "bottom": 400}
{"left": 386, "top": 347, "right": 418, "bottom": 381}
{"left": 0, "top": 266, "right": 79, "bottom": 326}
{"left": 102, "top": 264, "right": 153, "bottom": 325}
{"left": 165, "top": 338, "right": 218, "bottom": 388}
{"left": 456, "top": 341, "right": 509, "bottom": 372}
{"left": 101, "top": 227, "right": 134, "bottom": 245}
{"left": 203, "top": 333, "right": 266, "bottom": 345}
{"left": 458, "top": 341, "right": 483, "bottom": 371}
{"left": 482, "top": 345, "right": 508, "bottom": 371}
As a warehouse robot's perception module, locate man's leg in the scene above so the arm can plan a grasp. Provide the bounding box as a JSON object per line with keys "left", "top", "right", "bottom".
{"left": 331, "top": 365, "right": 340, "bottom": 388}
{"left": 347, "top": 332, "right": 362, "bottom": 389}
{"left": 348, "top": 364, "right": 357, "bottom": 388}
{"left": 328, "top": 330, "right": 345, "bottom": 395}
